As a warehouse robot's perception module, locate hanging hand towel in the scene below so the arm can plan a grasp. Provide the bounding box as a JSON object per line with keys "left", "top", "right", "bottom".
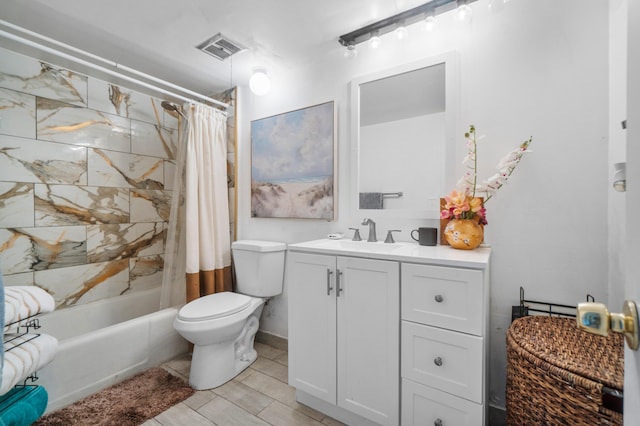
{"left": 359, "top": 192, "right": 384, "bottom": 209}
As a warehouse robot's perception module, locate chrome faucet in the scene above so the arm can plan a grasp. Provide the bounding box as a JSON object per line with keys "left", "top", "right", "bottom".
{"left": 361, "top": 218, "right": 377, "bottom": 242}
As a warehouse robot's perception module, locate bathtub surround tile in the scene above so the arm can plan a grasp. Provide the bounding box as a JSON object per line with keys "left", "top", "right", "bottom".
{"left": 0, "top": 48, "right": 177, "bottom": 313}
{"left": 2, "top": 272, "right": 34, "bottom": 286}
{"left": 87, "top": 78, "right": 133, "bottom": 118}
{"left": 130, "top": 189, "right": 171, "bottom": 222}
{"left": 164, "top": 160, "right": 176, "bottom": 191}
{"left": 88, "top": 149, "right": 164, "bottom": 189}
{"left": 35, "top": 184, "right": 129, "bottom": 226}
{"left": 129, "top": 254, "right": 164, "bottom": 292}
{"left": 35, "top": 259, "right": 130, "bottom": 307}
{"left": 131, "top": 120, "right": 177, "bottom": 160}
{"left": 87, "top": 78, "right": 168, "bottom": 125}
{"left": 0, "top": 88, "right": 36, "bottom": 138}
{"left": 0, "top": 48, "right": 88, "bottom": 106}
{"left": 87, "top": 222, "right": 164, "bottom": 263}
{"left": 0, "top": 226, "right": 86, "bottom": 274}
{"left": 37, "top": 98, "right": 131, "bottom": 152}
{"left": 0, "top": 135, "right": 87, "bottom": 185}
{"left": 0, "top": 182, "right": 34, "bottom": 228}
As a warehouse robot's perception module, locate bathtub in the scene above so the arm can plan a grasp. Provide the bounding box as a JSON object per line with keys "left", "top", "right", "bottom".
{"left": 35, "top": 287, "right": 187, "bottom": 412}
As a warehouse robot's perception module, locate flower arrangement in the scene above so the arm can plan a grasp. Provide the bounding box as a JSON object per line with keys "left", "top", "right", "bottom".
{"left": 441, "top": 125, "right": 532, "bottom": 225}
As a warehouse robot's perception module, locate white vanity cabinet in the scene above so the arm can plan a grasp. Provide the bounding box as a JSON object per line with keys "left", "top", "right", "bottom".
{"left": 401, "top": 263, "right": 488, "bottom": 426}
{"left": 287, "top": 251, "right": 400, "bottom": 426}
{"left": 287, "top": 239, "right": 490, "bottom": 426}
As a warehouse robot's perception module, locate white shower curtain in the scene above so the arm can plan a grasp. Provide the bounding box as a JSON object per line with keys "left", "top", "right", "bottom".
{"left": 161, "top": 103, "right": 232, "bottom": 308}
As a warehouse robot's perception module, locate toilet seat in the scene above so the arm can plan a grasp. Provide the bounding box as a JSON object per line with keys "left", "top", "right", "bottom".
{"left": 178, "top": 292, "right": 252, "bottom": 322}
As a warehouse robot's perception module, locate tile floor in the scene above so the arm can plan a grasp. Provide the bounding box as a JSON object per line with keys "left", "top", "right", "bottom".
{"left": 146, "top": 341, "right": 507, "bottom": 426}
{"left": 144, "top": 342, "right": 344, "bottom": 426}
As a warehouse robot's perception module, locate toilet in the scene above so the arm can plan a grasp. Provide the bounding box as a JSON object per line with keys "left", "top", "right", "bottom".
{"left": 173, "top": 240, "right": 286, "bottom": 390}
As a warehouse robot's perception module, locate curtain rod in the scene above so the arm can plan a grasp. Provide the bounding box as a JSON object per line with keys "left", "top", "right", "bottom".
{"left": 0, "top": 20, "right": 228, "bottom": 109}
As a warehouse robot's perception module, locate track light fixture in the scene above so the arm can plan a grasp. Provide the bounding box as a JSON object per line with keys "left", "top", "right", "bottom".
{"left": 338, "top": 0, "right": 477, "bottom": 48}
{"left": 424, "top": 15, "right": 437, "bottom": 32}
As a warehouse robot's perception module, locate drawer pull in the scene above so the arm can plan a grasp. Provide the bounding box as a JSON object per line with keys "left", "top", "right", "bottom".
{"left": 326, "top": 269, "right": 334, "bottom": 295}
{"left": 435, "top": 294, "right": 444, "bottom": 303}
{"left": 434, "top": 419, "right": 443, "bottom": 426}
{"left": 434, "top": 356, "right": 443, "bottom": 366}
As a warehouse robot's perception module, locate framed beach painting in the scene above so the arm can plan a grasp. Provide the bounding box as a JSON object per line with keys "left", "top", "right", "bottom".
{"left": 251, "top": 101, "right": 336, "bottom": 219}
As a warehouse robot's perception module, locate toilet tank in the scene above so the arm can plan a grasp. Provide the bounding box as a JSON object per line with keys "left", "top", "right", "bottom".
{"left": 231, "top": 240, "right": 286, "bottom": 298}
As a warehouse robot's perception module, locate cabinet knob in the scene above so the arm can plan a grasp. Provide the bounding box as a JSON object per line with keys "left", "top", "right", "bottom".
{"left": 434, "top": 356, "right": 443, "bottom": 366}
{"left": 434, "top": 419, "right": 443, "bottom": 426}
{"left": 434, "top": 294, "right": 444, "bottom": 303}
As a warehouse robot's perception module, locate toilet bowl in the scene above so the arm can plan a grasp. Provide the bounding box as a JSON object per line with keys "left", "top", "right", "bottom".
{"left": 173, "top": 240, "right": 286, "bottom": 390}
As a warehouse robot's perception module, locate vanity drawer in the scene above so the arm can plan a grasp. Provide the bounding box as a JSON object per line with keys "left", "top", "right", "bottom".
{"left": 401, "top": 378, "right": 483, "bottom": 426}
{"left": 401, "top": 263, "right": 483, "bottom": 336}
{"left": 401, "top": 321, "right": 483, "bottom": 403}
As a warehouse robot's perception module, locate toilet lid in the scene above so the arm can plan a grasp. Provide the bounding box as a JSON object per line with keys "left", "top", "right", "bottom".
{"left": 178, "top": 292, "right": 252, "bottom": 321}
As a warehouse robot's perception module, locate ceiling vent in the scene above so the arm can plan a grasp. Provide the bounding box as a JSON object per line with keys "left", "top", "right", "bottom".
{"left": 196, "top": 33, "right": 247, "bottom": 61}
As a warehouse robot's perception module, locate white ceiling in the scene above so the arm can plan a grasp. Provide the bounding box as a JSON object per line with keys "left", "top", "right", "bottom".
{"left": 0, "top": 0, "right": 430, "bottom": 98}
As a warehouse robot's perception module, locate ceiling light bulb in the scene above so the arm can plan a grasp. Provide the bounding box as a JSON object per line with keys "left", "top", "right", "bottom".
{"left": 344, "top": 45, "right": 358, "bottom": 59}
{"left": 395, "top": 26, "right": 408, "bottom": 40}
{"left": 456, "top": 4, "right": 473, "bottom": 23}
{"left": 424, "top": 16, "right": 436, "bottom": 32}
{"left": 369, "top": 36, "right": 381, "bottom": 49}
{"left": 249, "top": 69, "right": 271, "bottom": 96}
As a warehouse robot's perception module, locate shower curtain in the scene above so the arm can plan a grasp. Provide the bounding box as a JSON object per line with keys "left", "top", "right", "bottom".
{"left": 161, "top": 103, "right": 232, "bottom": 308}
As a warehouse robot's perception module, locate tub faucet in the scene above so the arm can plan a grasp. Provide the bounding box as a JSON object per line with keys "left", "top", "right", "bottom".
{"left": 361, "top": 218, "right": 377, "bottom": 242}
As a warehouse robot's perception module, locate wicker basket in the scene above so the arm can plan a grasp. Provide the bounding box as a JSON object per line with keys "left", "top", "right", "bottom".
{"left": 506, "top": 316, "right": 623, "bottom": 426}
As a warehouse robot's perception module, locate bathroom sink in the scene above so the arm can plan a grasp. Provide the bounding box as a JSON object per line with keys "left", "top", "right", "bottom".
{"left": 312, "top": 239, "right": 408, "bottom": 254}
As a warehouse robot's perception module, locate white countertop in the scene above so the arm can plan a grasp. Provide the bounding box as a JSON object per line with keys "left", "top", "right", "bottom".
{"left": 287, "top": 239, "right": 491, "bottom": 269}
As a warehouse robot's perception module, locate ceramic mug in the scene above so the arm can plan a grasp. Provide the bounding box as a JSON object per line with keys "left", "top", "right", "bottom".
{"left": 411, "top": 227, "right": 437, "bottom": 246}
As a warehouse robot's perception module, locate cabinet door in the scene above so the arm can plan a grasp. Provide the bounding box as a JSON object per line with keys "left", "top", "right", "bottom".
{"left": 402, "top": 263, "right": 484, "bottom": 336}
{"left": 287, "top": 251, "right": 337, "bottom": 404}
{"left": 337, "top": 256, "right": 400, "bottom": 426}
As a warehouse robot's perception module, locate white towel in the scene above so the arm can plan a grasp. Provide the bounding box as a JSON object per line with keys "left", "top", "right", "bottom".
{"left": 0, "top": 333, "right": 58, "bottom": 395}
{"left": 4, "top": 286, "right": 55, "bottom": 328}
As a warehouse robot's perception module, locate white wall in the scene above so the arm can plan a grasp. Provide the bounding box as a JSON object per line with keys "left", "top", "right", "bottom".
{"left": 608, "top": 0, "right": 627, "bottom": 311}
{"left": 238, "top": 0, "right": 609, "bottom": 409}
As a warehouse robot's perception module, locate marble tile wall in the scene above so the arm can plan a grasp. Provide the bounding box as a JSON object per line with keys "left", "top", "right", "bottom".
{"left": 0, "top": 46, "right": 178, "bottom": 309}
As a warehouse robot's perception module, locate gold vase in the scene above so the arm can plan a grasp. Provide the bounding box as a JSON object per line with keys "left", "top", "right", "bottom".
{"left": 444, "top": 219, "right": 484, "bottom": 250}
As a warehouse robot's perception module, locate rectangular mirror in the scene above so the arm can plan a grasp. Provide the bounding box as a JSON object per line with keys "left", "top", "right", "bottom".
{"left": 350, "top": 52, "right": 459, "bottom": 219}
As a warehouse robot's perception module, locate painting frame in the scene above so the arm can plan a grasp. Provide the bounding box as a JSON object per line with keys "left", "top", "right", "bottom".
{"left": 250, "top": 101, "right": 337, "bottom": 220}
